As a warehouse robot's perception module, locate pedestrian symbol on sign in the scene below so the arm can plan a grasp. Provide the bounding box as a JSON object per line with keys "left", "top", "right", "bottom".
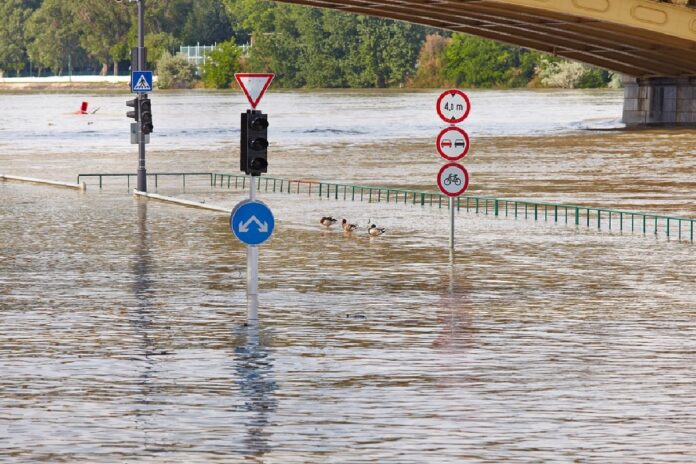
{"left": 131, "top": 71, "right": 153, "bottom": 93}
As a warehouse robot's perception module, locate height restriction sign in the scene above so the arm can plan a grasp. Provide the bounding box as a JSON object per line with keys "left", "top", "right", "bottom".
{"left": 436, "top": 89, "right": 471, "bottom": 124}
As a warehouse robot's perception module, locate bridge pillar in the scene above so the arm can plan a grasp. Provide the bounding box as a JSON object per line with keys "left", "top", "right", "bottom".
{"left": 623, "top": 76, "right": 696, "bottom": 127}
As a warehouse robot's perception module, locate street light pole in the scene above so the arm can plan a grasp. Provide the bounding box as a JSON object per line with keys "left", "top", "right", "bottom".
{"left": 136, "top": 0, "right": 147, "bottom": 193}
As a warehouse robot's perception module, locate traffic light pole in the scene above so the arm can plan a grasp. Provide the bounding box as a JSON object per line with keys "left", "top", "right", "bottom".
{"left": 248, "top": 174, "right": 259, "bottom": 319}
{"left": 136, "top": 0, "right": 147, "bottom": 193}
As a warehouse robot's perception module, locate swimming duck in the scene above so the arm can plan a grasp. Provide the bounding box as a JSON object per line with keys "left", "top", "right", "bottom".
{"left": 342, "top": 218, "right": 358, "bottom": 232}
{"left": 368, "top": 224, "right": 386, "bottom": 236}
{"left": 320, "top": 216, "right": 337, "bottom": 228}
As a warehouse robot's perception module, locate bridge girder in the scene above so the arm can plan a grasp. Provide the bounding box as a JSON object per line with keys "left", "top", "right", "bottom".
{"left": 270, "top": 0, "right": 696, "bottom": 77}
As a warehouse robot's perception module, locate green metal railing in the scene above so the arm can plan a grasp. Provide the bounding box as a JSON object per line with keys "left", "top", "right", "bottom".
{"left": 211, "top": 173, "right": 696, "bottom": 243}
{"left": 77, "top": 172, "right": 214, "bottom": 190}
{"left": 77, "top": 171, "right": 696, "bottom": 243}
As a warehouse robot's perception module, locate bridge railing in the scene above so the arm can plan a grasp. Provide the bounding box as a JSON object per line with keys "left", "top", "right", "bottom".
{"left": 211, "top": 173, "right": 696, "bottom": 243}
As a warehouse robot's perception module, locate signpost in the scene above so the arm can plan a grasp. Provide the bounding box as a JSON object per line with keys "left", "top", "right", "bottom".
{"left": 232, "top": 73, "right": 275, "bottom": 319}
{"left": 436, "top": 89, "right": 471, "bottom": 250}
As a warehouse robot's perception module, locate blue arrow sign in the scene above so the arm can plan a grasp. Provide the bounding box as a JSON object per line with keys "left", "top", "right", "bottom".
{"left": 230, "top": 200, "right": 275, "bottom": 246}
{"left": 131, "top": 71, "right": 153, "bottom": 93}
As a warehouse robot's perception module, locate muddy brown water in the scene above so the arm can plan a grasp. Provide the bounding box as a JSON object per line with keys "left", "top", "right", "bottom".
{"left": 1, "top": 90, "right": 696, "bottom": 462}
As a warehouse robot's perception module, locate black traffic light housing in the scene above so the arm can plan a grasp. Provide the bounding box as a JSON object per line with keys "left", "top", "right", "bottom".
{"left": 126, "top": 98, "right": 139, "bottom": 121}
{"left": 140, "top": 96, "right": 153, "bottom": 135}
{"left": 240, "top": 110, "right": 268, "bottom": 176}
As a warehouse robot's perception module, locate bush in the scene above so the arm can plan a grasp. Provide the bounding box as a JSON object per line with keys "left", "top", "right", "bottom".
{"left": 156, "top": 52, "right": 197, "bottom": 89}
{"left": 200, "top": 39, "right": 242, "bottom": 89}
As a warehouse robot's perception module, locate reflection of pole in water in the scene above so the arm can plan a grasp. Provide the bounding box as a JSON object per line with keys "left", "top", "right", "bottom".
{"left": 131, "top": 201, "right": 159, "bottom": 450}
{"left": 433, "top": 249, "right": 474, "bottom": 350}
{"left": 233, "top": 320, "right": 277, "bottom": 459}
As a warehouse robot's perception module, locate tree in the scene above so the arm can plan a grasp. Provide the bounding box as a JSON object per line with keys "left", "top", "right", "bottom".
{"left": 200, "top": 39, "right": 242, "bottom": 88}
{"left": 156, "top": 51, "right": 197, "bottom": 89}
{"left": 0, "top": 0, "right": 35, "bottom": 76}
{"left": 70, "top": 0, "right": 131, "bottom": 75}
{"left": 180, "top": 0, "right": 233, "bottom": 45}
{"left": 25, "top": 0, "right": 79, "bottom": 75}
{"left": 442, "top": 34, "right": 536, "bottom": 88}
{"left": 145, "top": 32, "right": 177, "bottom": 69}
{"left": 410, "top": 34, "right": 452, "bottom": 88}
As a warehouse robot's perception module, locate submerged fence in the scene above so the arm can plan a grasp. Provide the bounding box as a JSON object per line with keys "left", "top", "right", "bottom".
{"left": 77, "top": 172, "right": 696, "bottom": 243}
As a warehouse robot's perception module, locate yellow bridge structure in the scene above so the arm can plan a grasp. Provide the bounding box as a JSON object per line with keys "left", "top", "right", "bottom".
{"left": 274, "top": 0, "right": 696, "bottom": 126}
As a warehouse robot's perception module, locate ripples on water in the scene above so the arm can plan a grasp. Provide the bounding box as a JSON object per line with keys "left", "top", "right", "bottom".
{"left": 1, "top": 90, "right": 696, "bottom": 462}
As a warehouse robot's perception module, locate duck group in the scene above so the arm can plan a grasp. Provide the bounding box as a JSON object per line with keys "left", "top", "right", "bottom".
{"left": 319, "top": 216, "right": 386, "bottom": 236}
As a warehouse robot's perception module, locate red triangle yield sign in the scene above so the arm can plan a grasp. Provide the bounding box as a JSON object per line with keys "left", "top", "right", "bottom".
{"left": 235, "top": 73, "right": 275, "bottom": 109}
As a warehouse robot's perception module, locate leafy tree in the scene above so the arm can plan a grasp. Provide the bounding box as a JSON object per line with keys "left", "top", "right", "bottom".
{"left": 200, "top": 38, "right": 242, "bottom": 88}
{"left": 144, "top": 32, "right": 177, "bottom": 69}
{"left": 25, "top": 0, "right": 79, "bottom": 75}
{"left": 0, "top": 0, "right": 35, "bottom": 76}
{"left": 70, "top": 0, "right": 131, "bottom": 75}
{"left": 443, "top": 34, "right": 536, "bottom": 88}
{"left": 410, "top": 34, "right": 452, "bottom": 88}
{"left": 180, "top": 0, "right": 233, "bottom": 45}
{"left": 156, "top": 51, "right": 197, "bottom": 89}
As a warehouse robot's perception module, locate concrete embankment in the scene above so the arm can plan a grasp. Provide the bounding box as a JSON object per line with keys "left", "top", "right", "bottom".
{"left": 1, "top": 175, "right": 86, "bottom": 191}
{"left": 133, "top": 190, "right": 230, "bottom": 214}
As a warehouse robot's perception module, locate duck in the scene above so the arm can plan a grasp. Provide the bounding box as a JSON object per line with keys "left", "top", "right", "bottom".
{"left": 342, "top": 218, "right": 358, "bottom": 232}
{"left": 368, "top": 224, "right": 386, "bottom": 236}
{"left": 320, "top": 216, "right": 337, "bottom": 228}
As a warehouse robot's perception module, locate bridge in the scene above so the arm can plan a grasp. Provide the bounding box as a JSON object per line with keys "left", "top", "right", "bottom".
{"left": 273, "top": 0, "right": 696, "bottom": 126}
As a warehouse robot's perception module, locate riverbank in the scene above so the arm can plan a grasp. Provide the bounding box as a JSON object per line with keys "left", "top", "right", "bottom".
{"left": 0, "top": 75, "right": 131, "bottom": 92}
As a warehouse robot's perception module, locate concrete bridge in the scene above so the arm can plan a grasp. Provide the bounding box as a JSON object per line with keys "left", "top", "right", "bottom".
{"left": 273, "top": 0, "right": 696, "bottom": 126}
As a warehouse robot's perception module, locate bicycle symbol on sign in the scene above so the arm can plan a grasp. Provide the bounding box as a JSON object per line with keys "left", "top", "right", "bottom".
{"left": 443, "top": 173, "right": 462, "bottom": 186}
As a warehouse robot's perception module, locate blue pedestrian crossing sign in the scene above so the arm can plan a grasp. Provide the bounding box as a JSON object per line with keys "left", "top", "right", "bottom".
{"left": 131, "top": 71, "right": 153, "bottom": 93}
{"left": 230, "top": 200, "right": 275, "bottom": 246}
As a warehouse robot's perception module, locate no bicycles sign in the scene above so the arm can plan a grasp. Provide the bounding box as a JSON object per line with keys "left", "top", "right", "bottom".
{"left": 437, "top": 162, "right": 469, "bottom": 197}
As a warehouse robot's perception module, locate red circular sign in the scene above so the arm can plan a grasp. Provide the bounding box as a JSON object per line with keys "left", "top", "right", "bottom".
{"left": 436, "top": 89, "right": 471, "bottom": 124}
{"left": 437, "top": 163, "right": 469, "bottom": 197}
{"left": 436, "top": 126, "right": 470, "bottom": 161}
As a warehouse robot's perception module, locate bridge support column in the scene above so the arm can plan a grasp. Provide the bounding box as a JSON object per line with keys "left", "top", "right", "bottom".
{"left": 623, "top": 76, "right": 696, "bottom": 127}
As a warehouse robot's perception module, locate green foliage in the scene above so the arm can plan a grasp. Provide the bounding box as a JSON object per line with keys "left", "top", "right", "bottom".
{"left": 576, "top": 69, "right": 610, "bottom": 88}
{"left": 442, "top": 34, "right": 536, "bottom": 88}
{"left": 200, "top": 39, "right": 242, "bottom": 89}
{"left": 25, "top": 0, "right": 78, "bottom": 74}
{"left": 144, "top": 32, "right": 177, "bottom": 69}
{"left": 156, "top": 51, "right": 197, "bottom": 89}
{"left": 0, "top": 0, "right": 614, "bottom": 89}
{"left": 180, "top": 0, "right": 233, "bottom": 45}
{"left": 0, "top": 0, "right": 34, "bottom": 75}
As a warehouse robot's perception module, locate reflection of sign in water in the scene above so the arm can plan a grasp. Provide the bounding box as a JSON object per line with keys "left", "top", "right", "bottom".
{"left": 436, "top": 126, "right": 470, "bottom": 161}
{"left": 230, "top": 200, "right": 275, "bottom": 246}
{"left": 234, "top": 323, "right": 277, "bottom": 457}
{"left": 436, "top": 89, "right": 471, "bottom": 124}
{"left": 437, "top": 162, "right": 469, "bottom": 197}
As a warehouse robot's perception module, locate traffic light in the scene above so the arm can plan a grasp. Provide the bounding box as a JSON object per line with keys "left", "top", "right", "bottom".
{"left": 240, "top": 110, "right": 268, "bottom": 176}
{"left": 140, "top": 96, "right": 153, "bottom": 135}
{"left": 126, "top": 98, "right": 139, "bottom": 121}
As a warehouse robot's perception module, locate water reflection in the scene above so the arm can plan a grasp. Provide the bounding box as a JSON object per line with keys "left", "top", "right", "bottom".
{"left": 433, "top": 250, "right": 474, "bottom": 351}
{"left": 233, "top": 320, "right": 278, "bottom": 460}
{"left": 131, "top": 200, "right": 159, "bottom": 453}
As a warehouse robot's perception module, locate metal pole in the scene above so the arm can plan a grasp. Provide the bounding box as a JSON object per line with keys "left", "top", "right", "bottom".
{"left": 247, "top": 174, "right": 259, "bottom": 315}
{"left": 449, "top": 196, "right": 455, "bottom": 250}
{"left": 136, "top": 0, "right": 147, "bottom": 192}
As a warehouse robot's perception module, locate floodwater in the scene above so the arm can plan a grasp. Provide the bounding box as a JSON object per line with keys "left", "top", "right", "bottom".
{"left": 2, "top": 90, "right": 696, "bottom": 463}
